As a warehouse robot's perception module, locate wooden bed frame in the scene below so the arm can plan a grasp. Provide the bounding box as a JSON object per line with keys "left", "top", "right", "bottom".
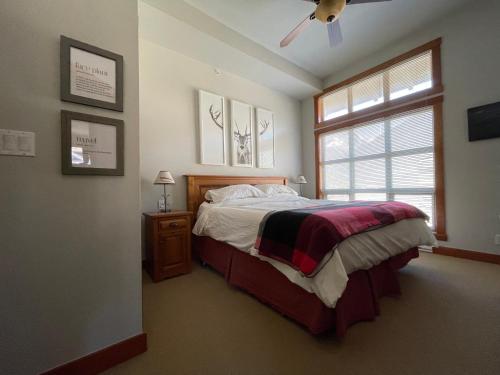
{"left": 185, "top": 174, "right": 287, "bottom": 218}
{"left": 184, "top": 174, "right": 419, "bottom": 336}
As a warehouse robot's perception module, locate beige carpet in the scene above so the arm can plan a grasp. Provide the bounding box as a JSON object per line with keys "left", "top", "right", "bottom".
{"left": 105, "top": 252, "right": 500, "bottom": 375}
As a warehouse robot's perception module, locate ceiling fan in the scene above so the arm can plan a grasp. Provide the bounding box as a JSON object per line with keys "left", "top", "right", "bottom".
{"left": 280, "top": 0, "right": 392, "bottom": 48}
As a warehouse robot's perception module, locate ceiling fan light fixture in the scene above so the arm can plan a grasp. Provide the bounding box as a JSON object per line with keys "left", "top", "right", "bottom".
{"left": 315, "top": 0, "right": 347, "bottom": 24}
{"left": 280, "top": 0, "right": 391, "bottom": 48}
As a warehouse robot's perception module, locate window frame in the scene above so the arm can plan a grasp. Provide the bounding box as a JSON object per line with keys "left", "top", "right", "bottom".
{"left": 314, "top": 38, "right": 443, "bottom": 129}
{"left": 314, "top": 39, "right": 446, "bottom": 240}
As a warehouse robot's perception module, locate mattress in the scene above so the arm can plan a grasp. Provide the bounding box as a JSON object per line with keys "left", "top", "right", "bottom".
{"left": 192, "top": 195, "right": 437, "bottom": 307}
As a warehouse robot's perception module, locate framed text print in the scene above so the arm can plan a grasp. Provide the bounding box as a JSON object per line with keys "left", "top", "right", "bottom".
{"left": 60, "top": 36, "right": 124, "bottom": 112}
{"left": 198, "top": 90, "right": 226, "bottom": 165}
{"left": 230, "top": 100, "right": 254, "bottom": 168}
{"left": 61, "top": 111, "right": 124, "bottom": 176}
{"left": 255, "top": 108, "right": 275, "bottom": 169}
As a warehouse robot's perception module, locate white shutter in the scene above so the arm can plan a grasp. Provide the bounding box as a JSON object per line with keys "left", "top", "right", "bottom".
{"left": 322, "top": 130, "right": 349, "bottom": 161}
{"left": 320, "top": 107, "right": 436, "bottom": 228}
{"left": 327, "top": 194, "right": 350, "bottom": 201}
{"left": 391, "top": 109, "right": 434, "bottom": 151}
{"left": 318, "top": 50, "right": 433, "bottom": 122}
{"left": 355, "top": 193, "right": 387, "bottom": 201}
{"left": 389, "top": 51, "right": 432, "bottom": 100}
{"left": 392, "top": 153, "right": 435, "bottom": 189}
{"left": 352, "top": 74, "right": 384, "bottom": 112}
{"left": 354, "top": 158, "right": 386, "bottom": 189}
{"left": 394, "top": 194, "right": 434, "bottom": 227}
{"left": 322, "top": 88, "right": 348, "bottom": 120}
{"left": 324, "top": 163, "right": 350, "bottom": 190}
{"left": 353, "top": 121, "right": 385, "bottom": 157}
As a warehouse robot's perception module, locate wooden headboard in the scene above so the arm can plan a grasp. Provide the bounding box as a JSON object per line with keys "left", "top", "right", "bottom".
{"left": 185, "top": 175, "right": 288, "bottom": 219}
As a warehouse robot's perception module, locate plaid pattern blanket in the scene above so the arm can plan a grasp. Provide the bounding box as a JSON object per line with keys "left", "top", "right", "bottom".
{"left": 255, "top": 201, "right": 428, "bottom": 276}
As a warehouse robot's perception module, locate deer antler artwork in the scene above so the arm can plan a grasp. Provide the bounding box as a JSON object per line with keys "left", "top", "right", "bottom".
{"left": 256, "top": 112, "right": 274, "bottom": 168}
{"left": 259, "top": 120, "right": 270, "bottom": 136}
{"left": 209, "top": 104, "right": 223, "bottom": 130}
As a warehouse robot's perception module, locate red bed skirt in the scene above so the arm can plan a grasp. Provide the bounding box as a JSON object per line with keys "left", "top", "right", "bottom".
{"left": 193, "top": 235, "right": 419, "bottom": 337}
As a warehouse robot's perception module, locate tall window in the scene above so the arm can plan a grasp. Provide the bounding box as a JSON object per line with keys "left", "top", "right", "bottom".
{"left": 315, "top": 39, "right": 446, "bottom": 239}
{"left": 320, "top": 107, "right": 436, "bottom": 227}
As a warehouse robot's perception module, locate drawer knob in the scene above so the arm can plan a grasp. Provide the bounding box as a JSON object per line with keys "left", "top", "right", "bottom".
{"left": 169, "top": 222, "right": 179, "bottom": 228}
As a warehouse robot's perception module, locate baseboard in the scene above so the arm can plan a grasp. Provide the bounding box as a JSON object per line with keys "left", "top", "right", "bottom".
{"left": 40, "top": 333, "right": 147, "bottom": 375}
{"left": 433, "top": 246, "right": 500, "bottom": 265}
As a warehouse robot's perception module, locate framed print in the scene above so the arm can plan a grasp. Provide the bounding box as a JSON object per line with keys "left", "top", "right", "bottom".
{"left": 61, "top": 111, "right": 124, "bottom": 176}
{"left": 198, "top": 90, "right": 226, "bottom": 165}
{"left": 255, "top": 108, "right": 275, "bottom": 168}
{"left": 60, "top": 35, "right": 124, "bottom": 112}
{"left": 230, "top": 100, "right": 254, "bottom": 167}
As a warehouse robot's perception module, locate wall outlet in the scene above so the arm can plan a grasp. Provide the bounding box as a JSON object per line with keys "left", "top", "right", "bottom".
{"left": 495, "top": 234, "right": 500, "bottom": 246}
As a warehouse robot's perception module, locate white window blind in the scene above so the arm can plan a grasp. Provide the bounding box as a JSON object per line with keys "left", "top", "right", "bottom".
{"left": 322, "top": 88, "right": 348, "bottom": 120}
{"left": 319, "top": 51, "right": 433, "bottom": 122}
{"left": 352, "top": 73, "right": 384, "bottom": 112}
{"left": 389, "top": 51, "right": 432, "bottom": 100}
{"left": 319, "top": 107, "right": 436, "bottom": 228}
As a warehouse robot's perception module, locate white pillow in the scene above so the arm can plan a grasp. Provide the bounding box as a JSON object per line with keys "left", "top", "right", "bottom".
{"left": 255, "top": 184, "right": 298, "bottom": 196}
{"left": 204, "top": 184, "right": 266, "bottom": 203}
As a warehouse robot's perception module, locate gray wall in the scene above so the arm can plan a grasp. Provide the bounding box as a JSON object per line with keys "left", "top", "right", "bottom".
{"left": 0, "top": 1, "right": 142, "bottom": 374}
{"left": 139, "top": 37, "right": 304, "bottom": 214}
{"left": 302, "top": 0, "right": 500, "bottom": 254}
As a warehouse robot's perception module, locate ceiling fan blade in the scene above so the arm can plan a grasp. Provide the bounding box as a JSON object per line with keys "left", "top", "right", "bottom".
{"left": 327, "top": 20, "right": 343, "bottom": 47}
{"left": 280, "top": 13, "right": 314, "bottom": 48}
{"left": 347, "top": 0, "right": 391, "bottom": 4}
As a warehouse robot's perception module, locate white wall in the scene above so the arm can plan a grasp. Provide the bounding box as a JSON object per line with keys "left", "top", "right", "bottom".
{"left": 139, "top": 30, "right": 303, "bottom": 214}
{"left": 139, "top": 1, "right": 321, "bottom": 100}
{"left": 0, "top": 1, "right": 142, "bottom": 374}
{"left": 302, "top": 0, "right": 500, "bottom": 254}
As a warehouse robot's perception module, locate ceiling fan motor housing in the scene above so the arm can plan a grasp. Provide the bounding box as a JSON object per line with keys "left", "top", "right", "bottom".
{"left": 315, "top": 0, "right": 347, "bottom": 23}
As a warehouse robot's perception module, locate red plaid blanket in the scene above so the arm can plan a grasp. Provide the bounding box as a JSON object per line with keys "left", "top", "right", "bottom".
{"left": 255, "top": 201, "right": 428, "bottom": 276}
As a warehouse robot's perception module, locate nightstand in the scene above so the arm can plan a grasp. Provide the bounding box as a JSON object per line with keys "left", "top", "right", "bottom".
{"left": 143, "top": 211, "right": 193, "bottom": 282}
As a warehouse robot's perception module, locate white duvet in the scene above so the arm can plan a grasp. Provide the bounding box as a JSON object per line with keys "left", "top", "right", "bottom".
{"left": 192, "top": 195, "right": 437, "bottom": 308}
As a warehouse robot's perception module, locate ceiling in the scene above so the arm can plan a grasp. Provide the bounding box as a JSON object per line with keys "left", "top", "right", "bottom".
{"left": 183, "top": 0, "right": 473, "bottom": 79}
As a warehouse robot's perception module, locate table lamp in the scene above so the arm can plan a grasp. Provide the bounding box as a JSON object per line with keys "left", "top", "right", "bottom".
{"left": 154, "top": 171, "right": 175, "bottom": 212}
{"left": 295, "top": 175, "right": 307, "bottom": 196}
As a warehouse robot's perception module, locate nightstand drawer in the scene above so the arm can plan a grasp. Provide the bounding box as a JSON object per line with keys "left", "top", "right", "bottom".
{"left": 158, "top": 218, "right": 188, "bottom": 232}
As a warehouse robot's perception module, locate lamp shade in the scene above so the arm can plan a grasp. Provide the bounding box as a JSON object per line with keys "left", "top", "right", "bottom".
{"left": 154, "top": 171, "right": 175, "bottom": 185}
{"left": 296, "top": 175, "right": 307, "bottom": 184}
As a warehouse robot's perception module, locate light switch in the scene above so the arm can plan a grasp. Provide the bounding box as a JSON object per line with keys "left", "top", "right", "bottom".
{"left": 0, "top": 129, "right": 35, "bottom": 157}
{"left": 3, "top": 134, "right": 17, "bottom": 151}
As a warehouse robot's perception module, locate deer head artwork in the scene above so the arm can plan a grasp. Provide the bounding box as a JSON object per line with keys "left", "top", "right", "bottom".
{"left": 233, "top": 121, "right": 252, "bottom": 165}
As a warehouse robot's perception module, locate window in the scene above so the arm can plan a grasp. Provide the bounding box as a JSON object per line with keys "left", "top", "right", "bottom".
{"left": 319, "top": 107, "right": 436, "bottom": 227}
{"left": 352, "top": 73, "right": 384, "bottom": 112}
{"left": 389, "top": 51, "right": 432, "bottom": 100}
{"left": 314, "top": 39, "right": 446, "bottom": 239}
{"left": 315, "top": 39, "right": 442, "bottom": 125}
{"left": 322, "top": 88, "right": 348, "bottom": 120}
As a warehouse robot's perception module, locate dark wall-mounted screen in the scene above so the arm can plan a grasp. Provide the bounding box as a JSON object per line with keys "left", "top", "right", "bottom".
{"left": 468, "top": 101, "right": 500, "bottom": 141}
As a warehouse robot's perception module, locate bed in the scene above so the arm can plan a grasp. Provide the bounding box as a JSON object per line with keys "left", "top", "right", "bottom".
{"left": 186, "top": 174, "right": 436, "bottom": 336}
